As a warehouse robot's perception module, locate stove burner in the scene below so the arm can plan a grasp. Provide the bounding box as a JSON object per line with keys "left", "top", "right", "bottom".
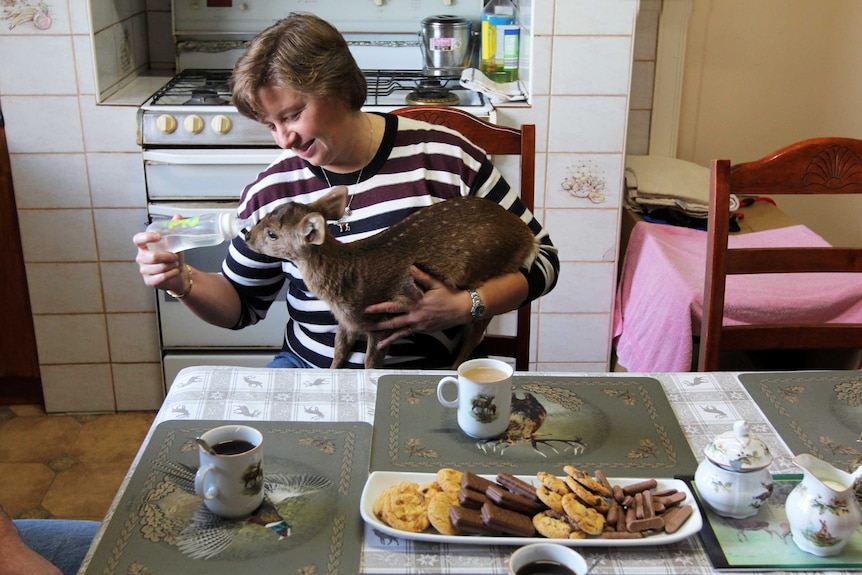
{"left": 406, "top": 90, "right": 460, "bottom": 106}
{"left": 184, "top": 89, "right": 229, "bottom": 106}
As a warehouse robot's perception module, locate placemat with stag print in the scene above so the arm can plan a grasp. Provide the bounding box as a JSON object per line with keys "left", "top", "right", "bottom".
{"left": 82, "top": 420, "right": 371, "bottom": 575}
{"left": 370, "top": 375, "right": 697, "bottom": 477}
{"left": 739, "top": 371, "right": 862, "bottom": 473}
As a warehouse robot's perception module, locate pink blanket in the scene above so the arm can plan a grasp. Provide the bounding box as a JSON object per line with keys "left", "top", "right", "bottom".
{"left": 613, "top": 222, "right": 862, "bottom": 372}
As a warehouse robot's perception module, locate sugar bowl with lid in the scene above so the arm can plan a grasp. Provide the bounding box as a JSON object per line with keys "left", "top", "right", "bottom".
{"left": 694, "top": 420, "right": 774, "bottom": 518}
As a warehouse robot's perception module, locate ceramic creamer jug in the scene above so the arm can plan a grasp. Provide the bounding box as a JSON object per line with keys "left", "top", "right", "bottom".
{"left": 785, "top": 453, "right": 862, "bottom": 556}
{"left": 694, "top": 420, "right": 773, "bottom": 518}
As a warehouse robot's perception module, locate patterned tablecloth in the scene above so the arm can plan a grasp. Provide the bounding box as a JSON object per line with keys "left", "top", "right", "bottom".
{"left": 81, "top": 367, "right": 857, "bottom": 575}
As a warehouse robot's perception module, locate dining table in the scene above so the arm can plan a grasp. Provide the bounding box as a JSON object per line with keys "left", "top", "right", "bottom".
{"left": 77, "top": 366, "right": 862, "bottom": 574}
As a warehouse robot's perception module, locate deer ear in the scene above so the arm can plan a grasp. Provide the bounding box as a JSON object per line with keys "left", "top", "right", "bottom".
{"left": 300, "top": 213, "right": 327, "bottom": 246}
{"left": 315, "top": 185, "right": 350, "bottom": 220}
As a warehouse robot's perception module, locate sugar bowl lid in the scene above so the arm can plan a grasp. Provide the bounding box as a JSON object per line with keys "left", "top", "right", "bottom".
{"left": 703, "top": 420, "right": 772, "bottom": 472}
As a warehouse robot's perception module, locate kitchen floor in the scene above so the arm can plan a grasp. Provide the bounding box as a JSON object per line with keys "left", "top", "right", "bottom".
{"left": 0, "top": 404, "right": 156, "bottom": 521}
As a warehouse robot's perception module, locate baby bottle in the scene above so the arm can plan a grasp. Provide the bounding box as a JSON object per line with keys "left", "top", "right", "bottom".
{"left": 146, "top": 213, "right": 249, "bottom": 253}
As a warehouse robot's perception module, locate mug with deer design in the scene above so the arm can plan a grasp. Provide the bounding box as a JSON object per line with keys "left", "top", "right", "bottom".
{"left": 195, "top": 424, "right": 265, "bottom": 518}
{"left": 437, "top": 358, "right": 513, "bottom": 439}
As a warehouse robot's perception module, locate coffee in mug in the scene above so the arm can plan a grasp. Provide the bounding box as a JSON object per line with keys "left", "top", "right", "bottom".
{"left": 194, "top": 424, "right": 264, "bottom": 518}
{"left": 437, "top": 358, "right": 513, "bottom": 439}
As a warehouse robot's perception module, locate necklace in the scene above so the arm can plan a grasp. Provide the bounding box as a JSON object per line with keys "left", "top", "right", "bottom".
{"left": 321, "top": 114, "right": 374, "bottom": 233}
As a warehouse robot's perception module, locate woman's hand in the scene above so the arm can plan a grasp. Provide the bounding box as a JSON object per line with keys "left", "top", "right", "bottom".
{"left": 132, "top": 216, "right": 187, "bottom": 294}
{"left": 364, "top": 265, "right": 472, "bottom": 349}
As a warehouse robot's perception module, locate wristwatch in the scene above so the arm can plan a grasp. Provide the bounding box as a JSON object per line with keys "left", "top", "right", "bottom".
{"left": 468, "top": 288, "right": 486, "bottom": 322}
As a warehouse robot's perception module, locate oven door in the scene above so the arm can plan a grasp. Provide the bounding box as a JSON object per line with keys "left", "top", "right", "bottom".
{"left": 147, "top": 203, "right": 289, "bottom": 349}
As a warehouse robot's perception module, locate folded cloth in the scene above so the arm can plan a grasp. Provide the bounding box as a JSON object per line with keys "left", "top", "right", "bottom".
{"left": 613, "top": 222, "right": 862, "bottom": 372}
{"left": 625, "top": 155, "right": 739, "bottom": 217}
{"left": 459, "top": 68, "right": 527, "bottom": 104}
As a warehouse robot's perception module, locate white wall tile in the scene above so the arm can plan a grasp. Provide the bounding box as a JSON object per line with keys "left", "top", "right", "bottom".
{"left": 0, "top": 2, "right": 71, "bottom": 35}
{"left": 113, "top": 363, "right": 165, "bottom": 411}
{"left": 88, "top": 153, "right": 146, "bottom": 207}
{"left": 528, "top": 35, "right": 552, "bottom": 96}
{"left": 70, "top": 0, "right": 93, "bottom": 34}
{"left": 548, "top": 95, "right": 627, "bottom": 153}
{"left": 532, "top": 0, "right": 554, "bottom": 36}
{"left": 630, "top": 60, "right": 655, "bottom": 109}
{"left": 26, "top": 263, "right": 104, "bottom": 314}
{"left": 106, "top": 312, "right": 161, "bottom": 362}
{"left": 33, "top": 314, "right": 110, "bottom": 364}
{"left": 18, "top": 208, "right": 97, "bottom": 262}
{"left": 79, "top": 96, "right": 140, "bottom": 152}
{"left": 540, "top": 261, "right": 615, "bottom": 313}
{"left": 11, "top": 153, "right": 91, "bottom": 208}
{"left": 101, "top": 262, "right": 157, "bottom": 313}
{"left": 626, "top": 109, "right": 651, "bottom": 156}
{"left": 496, "top": 96, "right": 549, "bottom": 154}
{"left": 41, "top": 364, "right": 115, "bottom": 413}
{"left": 537, "top": 312, "right": 611, "bottom": 363}
{"left": 2, "top": 96, "right": 84, "bottom": 153}
{"left": 551, "top": 37, "right": 633, "bottom": 96}
{"left": 74, "top": 34, "right": 97, "bottom": 95}
{"left": 543, "top": 207, "right": 619, "bottom": 262}
{"left": 545, "top": 152, "right": 623, "bottom": 209}
{"left": 633, "top": 2, "right": 659, "bottom": 61}
{"left": 536, "top": 362, "right": 608, "bottom": 372}
{"left": 94, "top": 208, "right": 147, "bottom": 261}
{"left": 0, "top": 36, "right": 77, "bottom": 94}
{"left": 555, "top": 0, "right": 637, "bottom": 36}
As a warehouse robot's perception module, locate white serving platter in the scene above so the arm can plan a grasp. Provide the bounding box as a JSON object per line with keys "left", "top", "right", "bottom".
{"left": 360, "top": 471, "right": 702, "bottom": 547}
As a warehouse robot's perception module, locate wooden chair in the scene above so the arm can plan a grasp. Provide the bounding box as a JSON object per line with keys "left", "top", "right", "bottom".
{"left": 697, "top": 137, "right": 862, "bottom": 371}
{"left": 390, "top": 106, "right": 536, "bottom": 370}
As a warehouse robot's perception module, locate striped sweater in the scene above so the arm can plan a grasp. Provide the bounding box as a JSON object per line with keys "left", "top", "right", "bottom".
{"left": 222, "top": 112, "right": 559, "bottom": 368}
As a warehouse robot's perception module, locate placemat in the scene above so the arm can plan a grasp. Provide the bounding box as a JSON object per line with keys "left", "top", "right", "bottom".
{"left": 739, "top": 371, "right": 862, "bottom": 472}
{"left": 371, "top": 375, "right": 698, "bottom": 476}
{"left": 83, "top": 420, "right": 372, "bottom": 575}
{"left": 682, "top": 475, "right": 862, "bottom": 571}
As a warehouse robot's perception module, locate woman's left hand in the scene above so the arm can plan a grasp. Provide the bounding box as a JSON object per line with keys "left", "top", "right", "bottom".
{"left": 363, "top": 265, "right": 471, "bottom": 349}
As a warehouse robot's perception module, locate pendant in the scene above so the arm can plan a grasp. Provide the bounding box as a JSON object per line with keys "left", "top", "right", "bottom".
{"left": 343, "top": 207, "right": 352, "bottom": 218}
{"left": 338, "top": 222, "right": 351, "bottom": 232}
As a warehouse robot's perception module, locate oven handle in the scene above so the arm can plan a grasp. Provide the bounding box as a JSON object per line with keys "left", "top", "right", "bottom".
{"left": 143, "top": 149, "right": 282, "bottom": 165}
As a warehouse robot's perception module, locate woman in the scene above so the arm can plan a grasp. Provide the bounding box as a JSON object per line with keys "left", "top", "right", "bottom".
{"left": 133, "top": 12, "right": 559, "bottom": 369}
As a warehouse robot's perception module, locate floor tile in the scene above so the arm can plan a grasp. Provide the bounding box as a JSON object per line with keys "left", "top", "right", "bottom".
{"left": 0, "top": 415, "right": 81, "bottom": 463}
{"left": 71, "top": 412, "right": 154, "bottom": 463}
{"left": 0, "top": 462, "right": 55, "bottom": 517}
{"left": 41, "top": 462, "right": 130, "bottom": 521}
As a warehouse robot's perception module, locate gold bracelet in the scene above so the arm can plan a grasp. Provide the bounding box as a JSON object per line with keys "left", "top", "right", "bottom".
{"left": 166, "top": 264, "right": 193, "bottom": 299}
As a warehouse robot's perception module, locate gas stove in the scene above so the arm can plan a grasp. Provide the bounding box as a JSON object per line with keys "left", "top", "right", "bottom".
{"left": 138, "top": 68, "right": 488, "bottom": 148}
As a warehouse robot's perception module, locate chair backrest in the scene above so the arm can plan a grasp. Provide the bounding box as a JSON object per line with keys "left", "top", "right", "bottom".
{"left": 390, "top": 106, "right": 536, "bottom": 370}
{"left": 697, "top": 137, "right": 862, "bottom": 371}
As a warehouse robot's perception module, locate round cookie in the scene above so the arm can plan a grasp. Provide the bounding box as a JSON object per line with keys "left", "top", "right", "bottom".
{"left": 419, "top": 481, "right": 444, "bottom": 498}
{"left": 381, "top": 481, "right": 430, "bottom": 533}
{"left": 561, "top": 493, "right": 605, "bottom": 535}
{"left": 564, "top": 475, "right": 610, "bottom": 513}
{"left": 436, "top": 468, "right": 463, "bottom": 494}
{"left": 537, "top": 471, "right": 569, "bottom": 496}
{"left": 536, "top": 485, "right": 565, "bottom": 514}
{"left": 573, "top": 473, "right": 613, "bottom": 498}
{"left": 532, "top": 510, "right": 572, "bottom": 539}
{"left": 427, "top": 491, "right": 460, "bottom": 535}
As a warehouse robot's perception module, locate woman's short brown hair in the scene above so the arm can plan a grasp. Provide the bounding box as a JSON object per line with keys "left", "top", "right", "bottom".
{"left": 231, "top": 12, "right": 367, "bottom": 120}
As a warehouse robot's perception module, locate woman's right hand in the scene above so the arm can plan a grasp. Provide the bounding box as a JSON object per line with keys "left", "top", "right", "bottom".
{"left": 133, "top": 228, "right": 187, "bottom": 293}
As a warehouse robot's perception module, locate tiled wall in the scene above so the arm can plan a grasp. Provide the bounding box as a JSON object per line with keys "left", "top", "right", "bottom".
{"left": 1, "top": 0, "right": 640, "bottom": 412}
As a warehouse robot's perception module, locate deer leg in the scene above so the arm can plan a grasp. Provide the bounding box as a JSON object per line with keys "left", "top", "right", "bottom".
{"left": 364, "top": 331, "right": 387, "bottom": 369}
{"left": 332, "top": 327, "right": 358, "bottom": 369}
{"left": 451, "top": 318, "right": 492, "bottom": 368}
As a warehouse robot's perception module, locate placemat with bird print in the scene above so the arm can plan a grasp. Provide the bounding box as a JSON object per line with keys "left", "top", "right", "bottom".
{"left": 82, "top": 420, "right": 372, "bottom": 575}
{"left": 371, "top": 375, "right": 697, "bottom": 477}
{"left": 739, "top": 371, "right": 862, "bottom": 473}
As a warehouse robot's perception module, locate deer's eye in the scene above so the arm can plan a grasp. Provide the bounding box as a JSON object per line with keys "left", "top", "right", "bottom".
{"left": 265, "top": 229, "right": 278, "bottom": 241}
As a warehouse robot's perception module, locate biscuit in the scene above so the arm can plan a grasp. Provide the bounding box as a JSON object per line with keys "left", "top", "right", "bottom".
{"left": 572, "top": 473, "right": 613, "bottom": 499}
{"left": 486, "top": 483, "right": 543, "bottom": 515}
{"left": 427, "top": 491, "right": 460, "bottom": 535}
{"left": 418, "top": 481, "right": 444, "bottom": 498}
{"left": 457, "top": 486, "right": 487, "bottom": 509}
{"left": 536, "top": 485, "right": 565, "bottom": 514}
{"left": 662, "top": 504, "right": 693, "bottom": 534}
{"left": 621, "top": 479, "right": 658, "bottom": 496}
{"left": 480, "top": 501, "right": 536, "bottom": 537}
{"left": 564, "top": 475, "right": 610, "bottom": 513}
{"left": 381, "top": 481, "right": 430, "bottom": 533}
{"left": 436, "top": 468, "right": 463, "bottom": 494}
{"left": 450, "top": 505, "right": 499, "bottom": 535}
{"left": 532, "top": 510, "right": 572, "bottom": 539}
{"left": 496, "top": 473, "right": 540, "bottom": 502}
{"left": 537, "top": 471, "right": 569, "bottom": 496}
{"left": 561, "top": 493, "right": 605, "bottom": 535}
{"left": 461, "top": 471, "right": 495, "bottom": 493}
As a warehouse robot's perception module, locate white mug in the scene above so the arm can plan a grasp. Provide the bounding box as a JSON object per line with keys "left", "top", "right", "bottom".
{"left": 437, "top": 358, "right": 513, "bottom": 439}
{"left": 194, "top": 424, "right": 264, "bottom": 518}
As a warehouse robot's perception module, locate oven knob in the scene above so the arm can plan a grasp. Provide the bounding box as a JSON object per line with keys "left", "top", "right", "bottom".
{"left": 183, "top": 115, "right": 205, "bottom": 134}
{"left": 156, "top": 114, "right": 177, "bottom": 134}
{"left": 211, "top": 114, "right": 232, "bottom": 135}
